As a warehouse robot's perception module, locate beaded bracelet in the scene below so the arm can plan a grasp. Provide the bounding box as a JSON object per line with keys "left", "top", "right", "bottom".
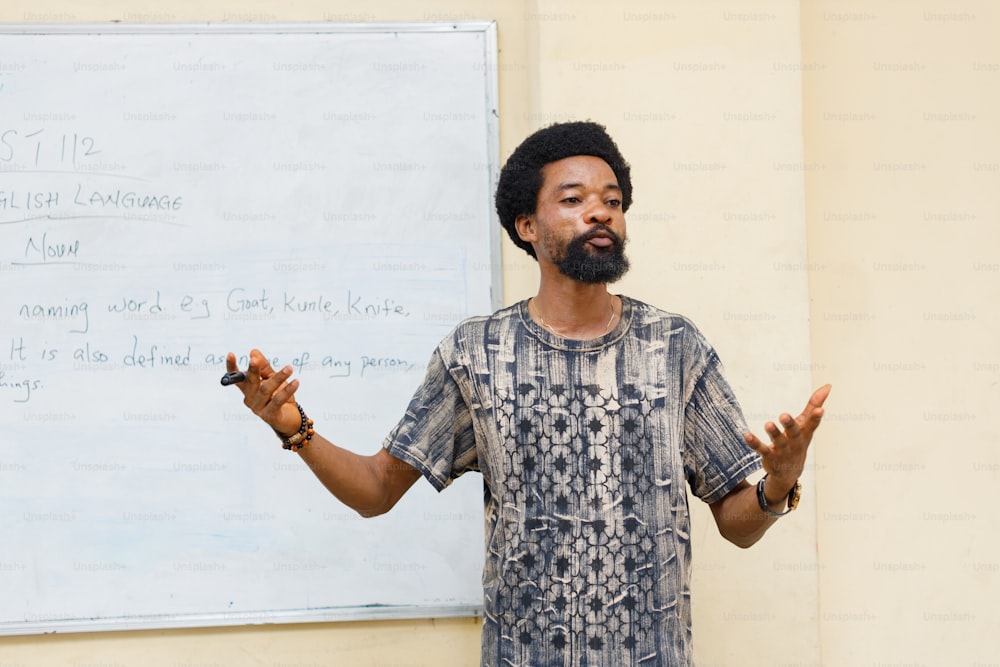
{"left": 279, "top": 403, "right": 315, "bottom": 451}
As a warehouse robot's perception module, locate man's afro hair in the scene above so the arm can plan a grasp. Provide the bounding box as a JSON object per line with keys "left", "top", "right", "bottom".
{"left": 494, "top": 121, "right": 632, "bottom": 259}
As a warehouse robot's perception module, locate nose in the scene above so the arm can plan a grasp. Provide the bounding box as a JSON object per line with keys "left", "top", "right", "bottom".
{"left": 586, "top": 199, "right": 614, "bottom": 225}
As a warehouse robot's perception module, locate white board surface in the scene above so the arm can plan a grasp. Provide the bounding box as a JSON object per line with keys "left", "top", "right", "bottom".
{"left": 0, "top": 22, "right": 498, "bottom": 635}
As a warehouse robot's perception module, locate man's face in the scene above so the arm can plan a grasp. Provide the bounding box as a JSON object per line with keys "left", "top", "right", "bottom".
{"left": 519, "top": 155, "right": 629, "bottom": 284}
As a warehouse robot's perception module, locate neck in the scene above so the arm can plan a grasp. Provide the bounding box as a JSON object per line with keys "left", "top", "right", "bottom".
{"left": 530, "top": 279, "right": 619, "bottom": 340}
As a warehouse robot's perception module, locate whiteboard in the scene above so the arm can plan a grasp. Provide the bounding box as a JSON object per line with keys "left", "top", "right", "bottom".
{"left": 0, "top": 22, "right": 498, "bottom": 635}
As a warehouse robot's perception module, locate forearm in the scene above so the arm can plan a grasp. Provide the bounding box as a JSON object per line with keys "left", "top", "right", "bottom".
{"left": 228, "top": 352, "right": 420, "bottom": 515}
{"left": 711, "top": 476, "right": 795, "bottom": 548}
{"left": 293, "top": 434, "right": 404, "bottom": 518}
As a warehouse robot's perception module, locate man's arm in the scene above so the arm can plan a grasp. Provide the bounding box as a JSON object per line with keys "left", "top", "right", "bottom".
{"left": 709, "top": 478, "right": 785, "bottom": 548}
{"left": 709, "top": 384, "right": 831, "bottom": 548}
{"left": 297, "top": 437, "right": 422, "bottom": 518}
{"left": 226, "top": 349, "right": 422, "bottom": 518}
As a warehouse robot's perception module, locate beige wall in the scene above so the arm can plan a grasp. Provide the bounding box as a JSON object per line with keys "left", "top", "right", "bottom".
{"left": 801, "top": 1, "right": 999, "bottom": 665}
{"left": 1, "top": 0, "right": 995, "bottom": 665}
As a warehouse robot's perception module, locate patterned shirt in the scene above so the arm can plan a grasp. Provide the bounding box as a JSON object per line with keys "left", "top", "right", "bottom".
{"left": 384, "top": 297, "right": 761, "bottom": 667}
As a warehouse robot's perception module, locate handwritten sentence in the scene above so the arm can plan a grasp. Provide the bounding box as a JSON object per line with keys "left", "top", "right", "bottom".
{"left": 4, "top": 335, "right": 418, "bottom": 403}
{"left": 17, "top": 289, "right": 411, "bottom": 334}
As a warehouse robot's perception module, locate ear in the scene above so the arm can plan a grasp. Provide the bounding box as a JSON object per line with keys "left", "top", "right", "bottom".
{"left": 514, "top": 213, "right": 537, "bottom": 245}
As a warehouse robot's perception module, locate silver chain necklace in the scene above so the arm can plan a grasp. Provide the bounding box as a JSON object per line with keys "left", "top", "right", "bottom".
{"left": 530, "top": 295, "right": 616, "bottom": 337}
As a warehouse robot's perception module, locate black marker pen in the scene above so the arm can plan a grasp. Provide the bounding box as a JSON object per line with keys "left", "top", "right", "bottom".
{"left": 220, "top": 371, "right": 246, "bottom": 386}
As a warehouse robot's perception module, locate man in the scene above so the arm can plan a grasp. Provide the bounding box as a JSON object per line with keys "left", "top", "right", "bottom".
{"left": 227, "top": 121, "right": 830, "bottom": 666}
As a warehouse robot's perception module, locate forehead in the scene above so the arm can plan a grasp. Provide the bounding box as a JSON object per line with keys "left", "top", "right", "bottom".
{"left": 539, "top": 155, "right": 618, "bottom": 191}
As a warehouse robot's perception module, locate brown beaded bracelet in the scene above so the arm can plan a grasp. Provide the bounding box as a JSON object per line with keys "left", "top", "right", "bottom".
{"left": 280, "top": 403, "right": 314, "bottom": 451}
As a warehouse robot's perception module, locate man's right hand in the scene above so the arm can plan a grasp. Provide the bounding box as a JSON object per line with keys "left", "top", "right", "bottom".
{"left": 226, "top": 349, "right": 302, "bottom": 436}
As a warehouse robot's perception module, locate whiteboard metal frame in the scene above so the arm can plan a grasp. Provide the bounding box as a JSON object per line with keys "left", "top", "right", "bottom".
{"left": 0, "top": 20, "right": 500, "bottom": 635}
{"left": 0, "top": 604, "right": 484, "bottom": 636}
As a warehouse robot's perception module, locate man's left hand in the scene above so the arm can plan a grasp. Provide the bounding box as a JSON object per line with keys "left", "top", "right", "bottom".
{"left": 743, "top": 384, "right": 832, "bottom": 499}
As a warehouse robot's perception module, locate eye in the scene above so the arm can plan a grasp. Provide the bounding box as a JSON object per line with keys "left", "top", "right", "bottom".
{"left": 561, "top": 197, "right": 581, "bottom": 204}
{"left": 606, "top": 199, "right": 622, "bottom": 208}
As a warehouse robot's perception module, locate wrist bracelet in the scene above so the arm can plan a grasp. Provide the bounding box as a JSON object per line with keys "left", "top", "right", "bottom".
{"left": 279, "top": 403, "right": 314, "bottom": 451}
{"left": 756, "top": 475, "right": 801, "bottom": 517}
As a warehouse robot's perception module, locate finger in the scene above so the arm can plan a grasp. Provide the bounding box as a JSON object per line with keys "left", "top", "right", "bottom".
{"left": 743, "top": 432, "right": 771, "bottom": 455}
{"left": 269, "top": 376, "right": 300, "bottom": 407}
{"left": 803, "top": 384, "right": 832, "bottom": 416}
{"left": 253, "top": 349, "right": 278, "bottom": 380}
{"left": 795, "top": 384, "right": 831, "bottom": 435}
{"left": 258, "top": 364, "right": 294, "bottom": 395}
{"left": 247, "top": 348, "right": 277, "bottom": 383}
{"left": 763, "top": 421, "right": 783, "bottom": 442}
{"left": 779, "top": 413, "right": 801, "bottom": 439}
{"left": 246, "top": 350, "right": 262, "bottom": 382}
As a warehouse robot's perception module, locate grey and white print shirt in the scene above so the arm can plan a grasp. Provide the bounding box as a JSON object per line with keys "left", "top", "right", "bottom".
{"left": 384, "top": 297, "right": 762, "bottom": 667}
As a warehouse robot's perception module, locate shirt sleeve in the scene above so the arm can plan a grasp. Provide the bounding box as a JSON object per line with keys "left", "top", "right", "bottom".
{"left": 681, "top": 324, "right": 762, "bottom": 504}
{"left": 382, "top": 345, "right": 480, "bottom": 492}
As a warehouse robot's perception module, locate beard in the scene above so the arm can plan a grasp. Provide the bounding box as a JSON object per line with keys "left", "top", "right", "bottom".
{"left": 555, "top": 226, "right": 630, "bottom": 284}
